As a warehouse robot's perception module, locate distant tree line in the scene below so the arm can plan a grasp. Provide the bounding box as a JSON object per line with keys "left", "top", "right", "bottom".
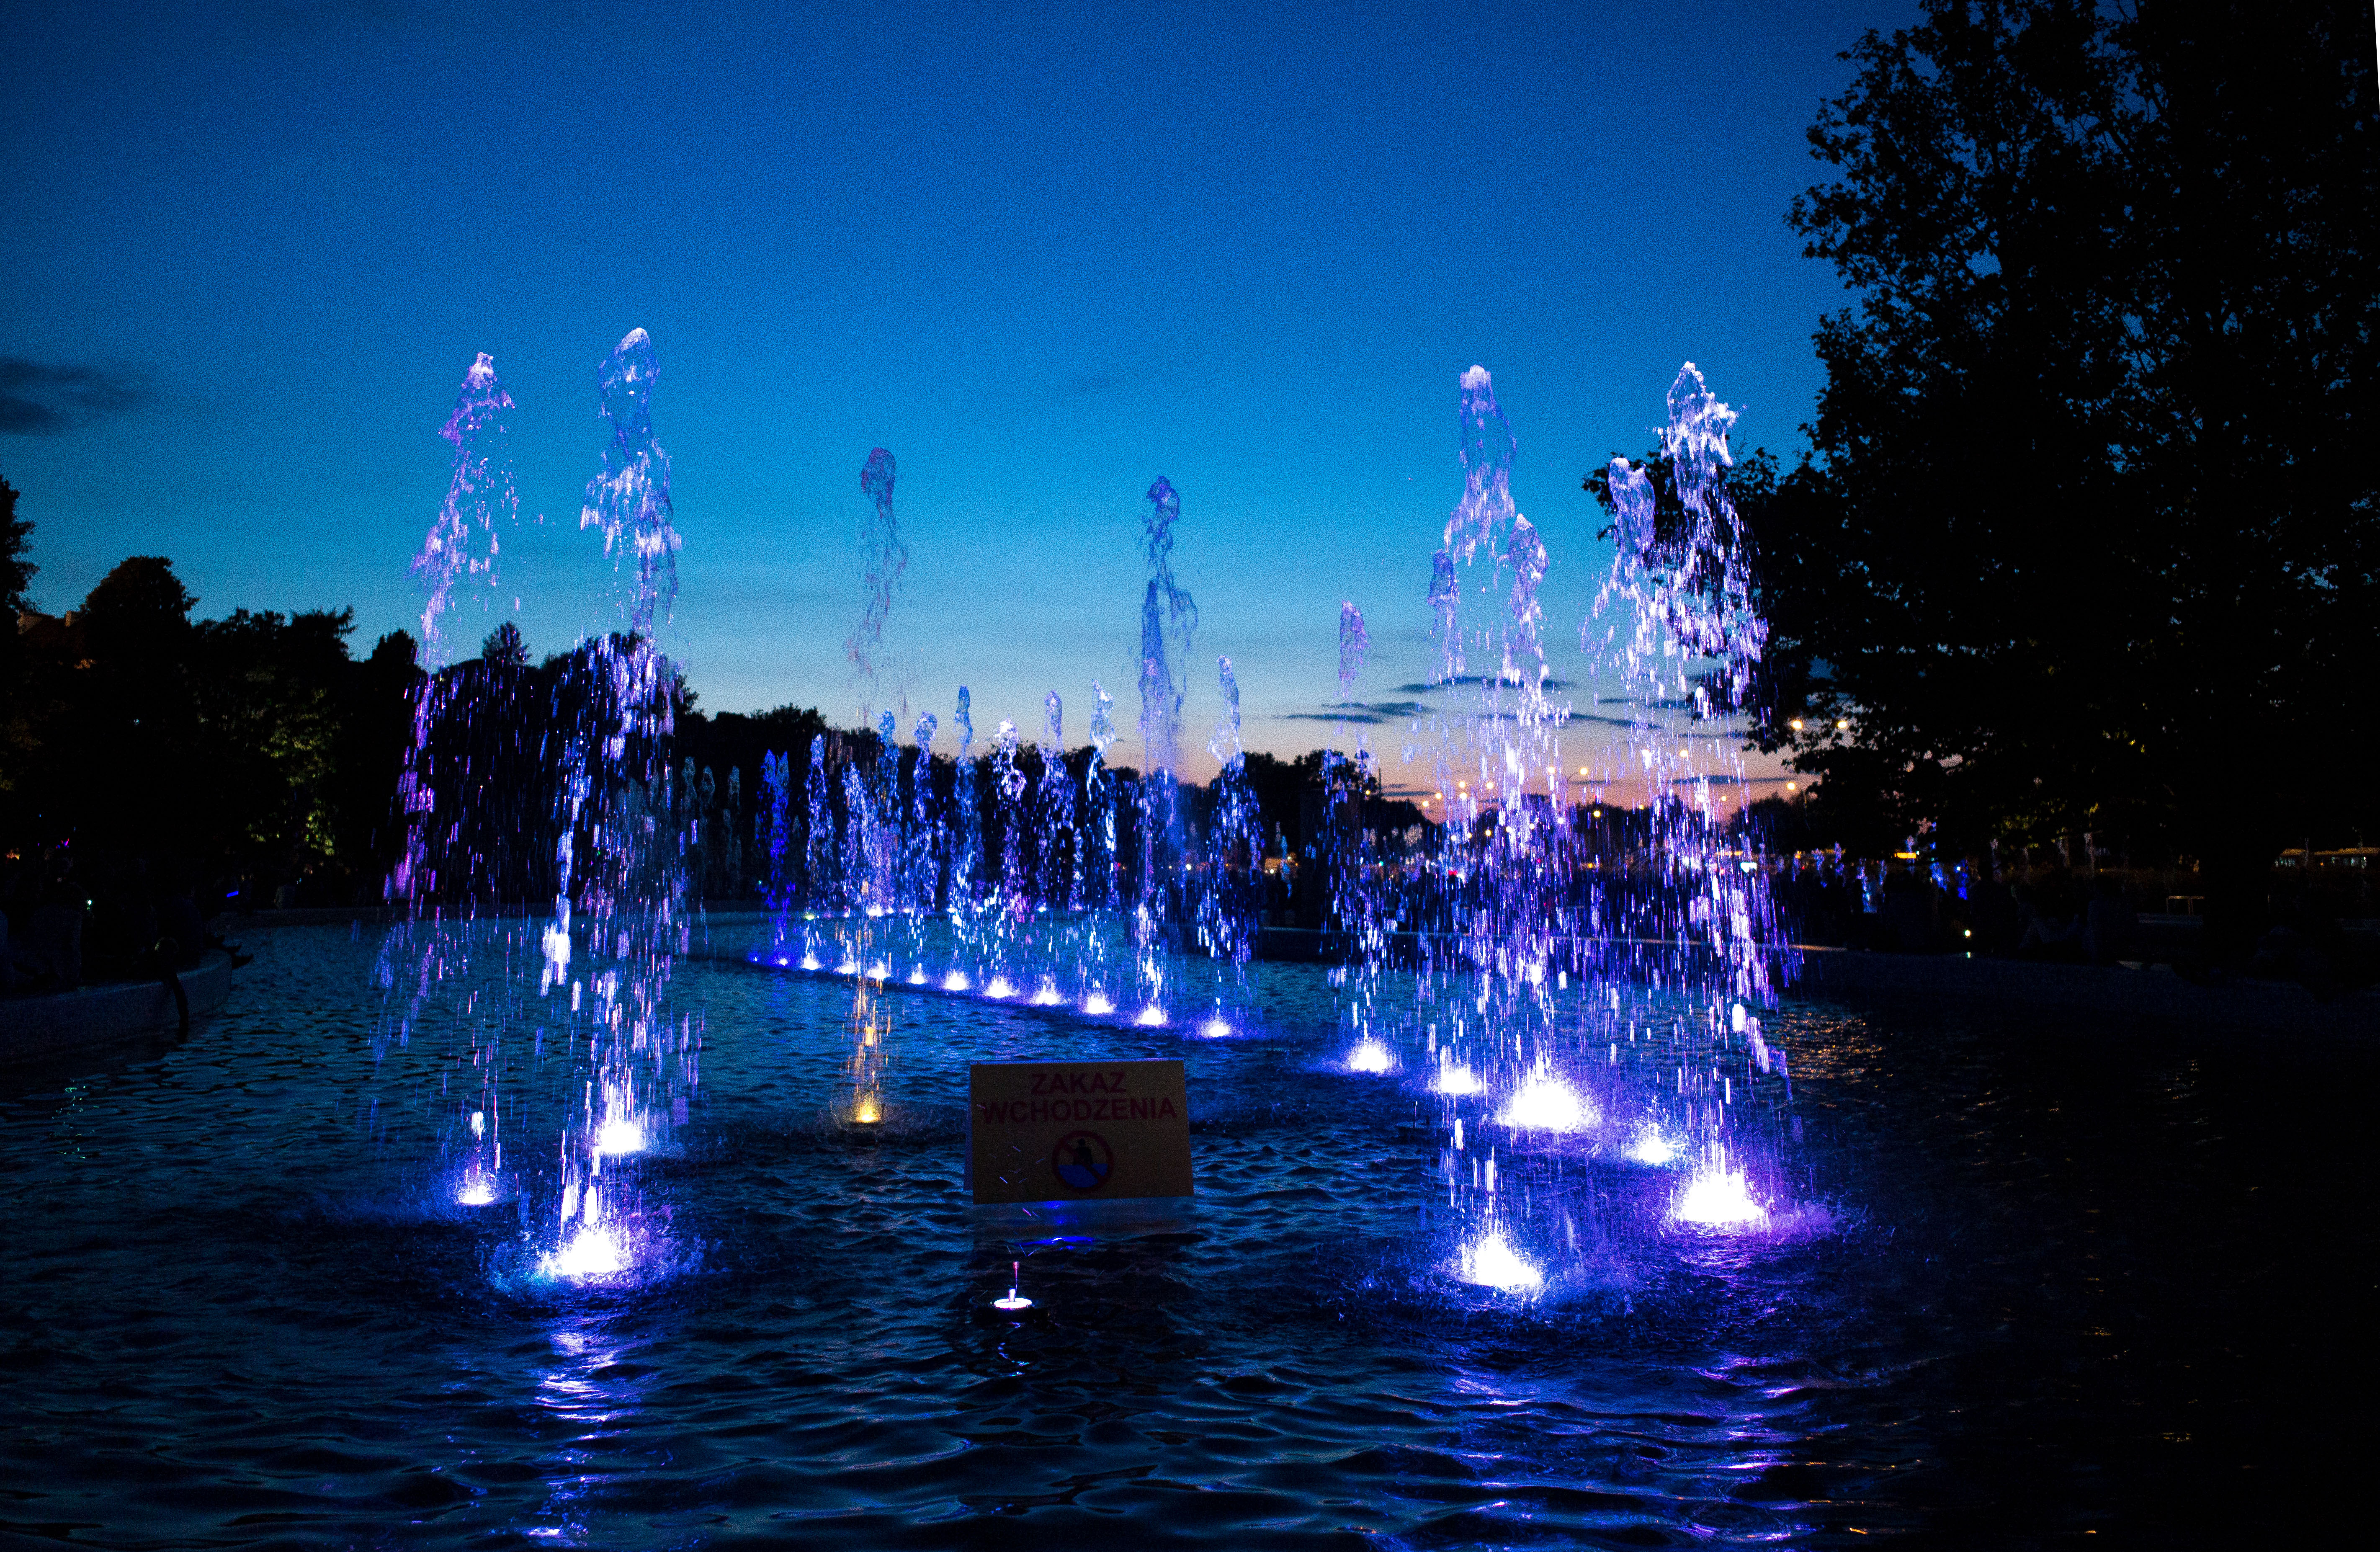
{"left": 0, "top": 485, "right": 1423, "bottom": 913}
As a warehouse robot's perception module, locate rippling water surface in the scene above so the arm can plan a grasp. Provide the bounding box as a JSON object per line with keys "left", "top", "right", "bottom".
{"left": 1, "top": 923, "right": 2367, "bottom": 1549}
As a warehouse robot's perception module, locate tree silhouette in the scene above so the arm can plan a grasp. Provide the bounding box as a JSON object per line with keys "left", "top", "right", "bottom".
{"left": 1757, "top": 0, "right": 2377, "bottom": 947}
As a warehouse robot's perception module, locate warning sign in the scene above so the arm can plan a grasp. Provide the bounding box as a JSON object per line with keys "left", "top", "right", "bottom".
{"left": 966, "top": 1059, "right": 1195, "bottom": 1205}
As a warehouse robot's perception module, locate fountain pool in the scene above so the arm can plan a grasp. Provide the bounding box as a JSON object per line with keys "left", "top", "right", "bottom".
{"left": 0, "top": 921, "right": 2366, "bottom": 1547}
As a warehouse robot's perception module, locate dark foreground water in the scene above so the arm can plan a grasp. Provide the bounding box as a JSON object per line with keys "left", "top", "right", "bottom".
{"left": 1, "top": 924, "right": 2369, "bottom": 1550}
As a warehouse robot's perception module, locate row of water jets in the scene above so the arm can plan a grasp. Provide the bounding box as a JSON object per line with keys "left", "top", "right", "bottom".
{"left": 380, "top": 329, "right": 1799, "bottom": 1295}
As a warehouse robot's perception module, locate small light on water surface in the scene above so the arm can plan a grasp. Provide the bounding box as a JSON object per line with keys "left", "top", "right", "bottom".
{"left": 1082, "top": 990, "right": 1115, "bottom": 1015}
{"left": 1030, "top": 982, "right": 1064, "bottom": 1005}
{"left": 800, "top": 953, "right": 821, "bottom": 970}
{"left": 1134, "top": 1004, "right": 1167, "bottom": 1027}
{"left": 1433, "top": 1058, "right": 1483, "bottom": 1096}
{"left": 986, "top": 976, "right": 1016, "bottom": 999}
{"left": 992, "top": 1260, "right": 1033, "bottom": 1311}
{"left": 456, "top": 1173, "right": 497, "bottom": 1206}
{"left": 1200, "top": 1017, "right": 1233, "bottom": 1039}
{"left": 908, "top": 966, "right": 928, "bottom": 985}
{"left": 1498, "top": 1072, "right": 1592, "bottom": 1132}
{"left": 943, "top": 970, "right": 970, "bottom": 992}
{"left": 1346, "top": 1038, "right": 1394, "bottom": 1073}
{"left": 1460, "top": 1230, "right": 1543, "bottom": 1293}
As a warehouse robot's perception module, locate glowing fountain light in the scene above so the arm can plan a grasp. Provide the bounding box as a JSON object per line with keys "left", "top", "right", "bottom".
{"left": 594, "top": 1113, "right": 647, "bottom": 1157}
{"left": 1082, "top": 990, "right": 1115, "bottom": 1016}
{"left": 985, "top": 975, "right": 1016, "bottom": 1000}
{"left": 800, "top": 953, "right": 821, "bottom": 971}
{"left": 868, "top": 961, "right": 891, "bottom": 980}
{"left": 456, "top": 1172, "right": 498, "bottom": 1207}
{"left": 851, "top": 1093, "right": 883, "bottom": 1125}
{"left": 907, "top": 966, "right": 927, "bottom": 985}
{"left": 1029, "top": 981, "right": 1064, "bottom": 1006}
{"left": 1134, "top": 1004, "right": 1167, "bottom": 1027}
{"left": 835, "top": 958, "right": 860, "bottom": 975}
{"left": 943, "top": 970, "right": 970, "bottom": 992}
{"left": 1345, "top": 1038, "right": 1395, "bottom": 1073}
{"left": 1674, "top": 1155, "right": 1769, "bottom": 1228}
{"left": 1432, "top": 1057, "right": 1483, "bottom": 1096}
{"left": 1199, "top": 1016, "right": 1232, "bottom": 1039}
{"left": 1626, "top": 1127, "right": 1682, "bottom": 1166}
{"left": 991, "top": 1260, "right": 1033, "bottom": 1311}
{"left": 1459, "top": 1230, "right": 1544, "bottom": 1293}
{"left": 541, "top": 1223, "right": 631, "bottom": 1281}
{"left": 1497, "top": 1072, "right": 1592, "bottom": 1132}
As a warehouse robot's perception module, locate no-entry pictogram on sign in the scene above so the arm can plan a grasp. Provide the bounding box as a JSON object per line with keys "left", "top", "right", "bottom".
{"left": 966, "top": 1059, "right": 1194, "bottom": 1205}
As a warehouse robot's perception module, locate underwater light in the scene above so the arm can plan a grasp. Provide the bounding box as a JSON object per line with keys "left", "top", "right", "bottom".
{"left": 1498, "top": 1073, "right": 1592, "bottom": 1132}
{"left": 1675, "top": 1161, "right": 1768, "bottom": 1227}
{"left": 456, "top": 1174, "right": 498, "bottom": 1206}
{"left": 1030, "top": 982, "right": 1064, "bottom": 1005}
{"left": 1082, "top": 991, "right": 1115, "bottom": 1016}
{"left": 943, "top": 970, "right": 970, "bottom": 992}
{"left": 985, "top": 976, "right": 1016, "bottom": 999}
{"left": 541, "top": 1223, "right": 629, "bottom": 1281}
{"left": 1200, "top": 1017, "right": 1233, "bottom": 1039}
{"left": 594, "top": 1115, "right": 647, "bottom": 1156}
{"left": 851, "top": 1095, "right": 882, "bottom": 1125}
{"left": 1346, "top": 1038, "right": 1394, "bottom": 1072}
{"left": 800, "top": 954, "right": 821, "bottom": 971}
{"left": 1134, "top": 1004, "right": 1167, "bottom": 1027}
{"left": 991, "top": 1260, "right": 1033, "bottom": 1311}
{"left": 1626, "top": 1128, "right": 1682, "bottom": 1166}
{"left": 1460, "top": 1230, "right": 1543, "bottom": 1293}
{"left": 1432, "top": 1059, "right": 1483, "bottom": 1096}
{"left": 907, "top": 966, "right": 927, "bottom": 985}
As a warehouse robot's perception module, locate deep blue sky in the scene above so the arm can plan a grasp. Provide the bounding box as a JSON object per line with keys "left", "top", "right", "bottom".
{"left": 3, "top": 0, "right": 1911, "bottom": 797}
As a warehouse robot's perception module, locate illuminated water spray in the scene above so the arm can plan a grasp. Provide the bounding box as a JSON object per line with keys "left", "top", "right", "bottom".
{"left": 412, "top": 353, "right": 515, "bottom": 661}
{"left": 540, "top": 327, "right": 703, "bottom": 1283}
{"left": 846, "top": 447, "right": 907, "bottom": 707}
{"left": 1134, "top": 477, "right": 1196, "bottom": 1016}
{"left": 1200, "top": 657, "right": 1264, "bottom": 983}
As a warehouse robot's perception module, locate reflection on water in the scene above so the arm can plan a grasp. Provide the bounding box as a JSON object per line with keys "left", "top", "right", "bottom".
{"left": 0, "top": 923, "right": 2368, "bottom": 1547}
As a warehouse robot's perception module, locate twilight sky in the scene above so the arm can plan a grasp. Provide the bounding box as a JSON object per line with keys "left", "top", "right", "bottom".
{"left": 2, "top": 0, "right": 1910, "bottom": 803}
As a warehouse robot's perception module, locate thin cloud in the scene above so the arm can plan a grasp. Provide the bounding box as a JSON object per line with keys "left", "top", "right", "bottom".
{"left": 0, "top": 358, "right": 155, "bottom": 435}
{"left": 1388, "top": 675, "right": 1576, "bottom": 694}
{"left": 1280, "top": 699, "right": 1427, "bottom": 725}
